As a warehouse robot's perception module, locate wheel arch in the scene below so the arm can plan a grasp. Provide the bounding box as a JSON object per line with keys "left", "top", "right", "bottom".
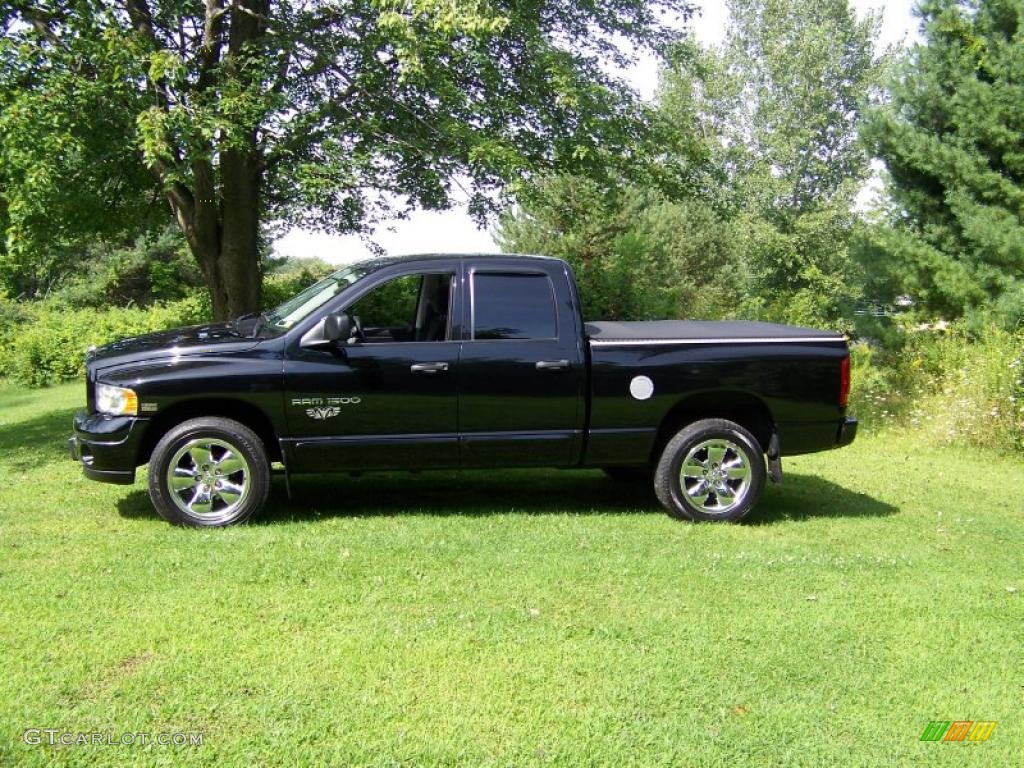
{"left": 652, "top": 391, "right": 774, "bottom": 463}
{"left": 137, "top": 399, "right": 282, "bottom": 465}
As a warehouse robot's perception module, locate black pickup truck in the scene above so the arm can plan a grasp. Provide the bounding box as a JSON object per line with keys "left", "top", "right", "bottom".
{"left": 69, "top": 254, "right": 856, "bottom": 526}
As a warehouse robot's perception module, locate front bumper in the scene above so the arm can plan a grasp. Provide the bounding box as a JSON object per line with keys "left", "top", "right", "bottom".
{"left": 68, "top": 410, "right": 145, "bottom": 485}
{"left": 836, "top": 416, "right": 858, "bottom": 448}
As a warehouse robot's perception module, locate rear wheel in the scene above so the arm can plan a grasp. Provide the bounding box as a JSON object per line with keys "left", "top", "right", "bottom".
{"left": 148, "top": 417, "right": 270, "bottom": 526}
{"left": 654, "top": 418, "right": 765, "bottom": 523}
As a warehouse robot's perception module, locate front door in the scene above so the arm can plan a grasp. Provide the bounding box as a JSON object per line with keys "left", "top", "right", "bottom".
{"left": 283, "top": 266, "right": 461, "bottom": 471}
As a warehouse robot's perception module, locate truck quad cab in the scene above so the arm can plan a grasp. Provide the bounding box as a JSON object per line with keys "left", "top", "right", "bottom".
{"left": 69, "top": 254, "right": 856, "bottom": 526}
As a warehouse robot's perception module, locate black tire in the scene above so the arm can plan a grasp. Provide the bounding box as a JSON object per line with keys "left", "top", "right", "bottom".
{"left": 654, "top": 418, "right": 766, "bottom": 523}
{"left": 148, "top": 417, "right": 270, "bottom": 527}
{"left": 601, "top": 466, "right": 652, "bottom": 483}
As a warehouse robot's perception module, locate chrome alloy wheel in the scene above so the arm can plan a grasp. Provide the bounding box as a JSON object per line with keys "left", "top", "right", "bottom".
{"left": 166, "top": 438, "right": 251, "bottom": 520}
{"left": 679, "top": 438, "right": 752, "bottom": 515}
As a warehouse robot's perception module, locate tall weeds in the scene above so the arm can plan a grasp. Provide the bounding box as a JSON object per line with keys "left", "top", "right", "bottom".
{"left": 850, "top": 324, "right": 1024, "bottom": 454}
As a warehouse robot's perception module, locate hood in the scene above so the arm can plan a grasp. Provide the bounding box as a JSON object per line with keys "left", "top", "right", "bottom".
{"left": 88, "top": 321, "right": 262, "bottom": 373}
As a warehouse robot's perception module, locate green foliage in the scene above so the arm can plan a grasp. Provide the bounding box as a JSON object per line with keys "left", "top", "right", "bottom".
{"left": 501, "top": 0, "right": 881, "bottom": 329}
{"left": 42, "top": 228, "right": 203, "bottom": 308}
{"left": 0, "top": 253, "right": 339, "bottom": 388}
{"left": 710, "top": 0, "right": 882, "bottom": 210}
{"left": 0, "top": 295, "right": 29, "bottom": 378}
{"left": 729, "top": 207, "right": 863, "bottom": 331}
{"left": 497, "top": 176, "right": 747, "bottom": 321}
{"left": 0, "top": 16, "right": 164, "bottom": 292}
{"left": 0, "top": 296, "right": 210, "bottom": 388}
{"left": 863, "top": 0, "right": 1024, "bottom": 327}
{"left": 666, "top": 0, "right": 881, "bottom": 327}
{"left": 849, "top": 323, "right": 1024, "bottom": 453}
{"left": 349, "top": 274, "right": 423, "bottom": 329}
{"left": 261, "top": 257, "right": 335, "bottom": 309}
{"left": 1, "top": 0, "right": 697, "bottom": 317}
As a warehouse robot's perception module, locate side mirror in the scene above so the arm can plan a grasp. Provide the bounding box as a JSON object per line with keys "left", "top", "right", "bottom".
{"left": 323, "top": 312, "right": 352, "bottom": 342}
{"left": 299, "top": 312, "right": 352, "bottom": 350}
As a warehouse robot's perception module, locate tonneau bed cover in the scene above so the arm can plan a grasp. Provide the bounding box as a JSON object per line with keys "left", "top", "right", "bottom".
{"left": 585, "top": 320, "right": 845, "bottom": 344}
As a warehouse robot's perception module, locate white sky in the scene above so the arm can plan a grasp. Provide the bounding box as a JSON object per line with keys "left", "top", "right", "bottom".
{"left": 273, "top": 0, "right": 922, "bottom": 265}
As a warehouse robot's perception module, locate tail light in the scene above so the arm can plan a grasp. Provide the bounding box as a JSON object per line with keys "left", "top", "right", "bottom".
{"left": 839, "top": 354, "right": 850, "bottom": 408}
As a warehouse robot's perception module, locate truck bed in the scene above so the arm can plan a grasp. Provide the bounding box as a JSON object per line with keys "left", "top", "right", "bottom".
{"left": 583, "top": 318, "right": 850, "bottom": 463}
{"left": 585, "top": 320, "right": 845, "bottom": 344}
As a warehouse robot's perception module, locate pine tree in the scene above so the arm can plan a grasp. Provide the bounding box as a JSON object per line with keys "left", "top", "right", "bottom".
{"left": 863, "top": 0, "right": 1024, "bottom": 325}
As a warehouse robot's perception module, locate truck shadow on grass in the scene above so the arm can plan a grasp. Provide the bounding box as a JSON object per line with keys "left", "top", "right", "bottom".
{"left": 751, "top": 479, "right": 897, "bottom": 525}
{"left": 117, "top": 470, "right": 897, "bottom": 525}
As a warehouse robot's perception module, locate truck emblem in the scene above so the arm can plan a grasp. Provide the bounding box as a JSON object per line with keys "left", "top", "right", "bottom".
{"left": 292, "top": 396, "right": 362, "bottom": 407}
{"left": 306, "top": 406, "right": 341, "bottom": 420}
{"left": 629, "top": 375, "right": 654, "bottom": 401}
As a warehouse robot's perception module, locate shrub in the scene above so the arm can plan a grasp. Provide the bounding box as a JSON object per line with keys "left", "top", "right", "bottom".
{"left": 0, "top": 255, "right": 335, "bottom": 388}
{"left": 0, "top": 297, "right": 33, "bottom": 381}
{"left": 262, "top": 261, "right": 335, "bottom": 309}
{"left": 496, "top": 176, "right": 748, "bottom": 322}
{"left": 846, "top": 340, "right": 900, "bottom": 425}
{"left": 904, "top": 326, "right": 1024, "bottom": 453}
{"left": 0, "top": 296, "right": 212, "bottom": 387}
{"left": 40, "top": 227, "right": 204, "bottom": 308}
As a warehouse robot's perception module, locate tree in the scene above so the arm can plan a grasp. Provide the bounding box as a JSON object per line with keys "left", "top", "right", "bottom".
{"left": 501, "top": 0, "right": 883, "bottom": 328}
{"left": 496, "top": 175, "right": 747, "bottom": 321}
{"left": 862, "top": 0, "right": 1024, "bottom": 325}
{"left": 0, "top": 8, "right": 167, "bottom": 299}
{"left": 1, "top": 0, "right": 693, "bottom": 319}
{"left": 45, "top": 226, "right": 204, "bottom": 308}
{"left": 710, "top": 0, "right": 880, "bottom": 211}
{"left": 666, "top": 0, "right": 881, "bottom": 326}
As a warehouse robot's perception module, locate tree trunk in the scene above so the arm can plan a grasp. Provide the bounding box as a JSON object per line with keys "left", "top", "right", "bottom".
{"left": 184, "top": 221, "right": 261, "bottom": 321}
{"left": 171, "top": 153, "right": 262, "bottom": 322}
{"left": 203, "top": 0, "right": 266, "bottom": 321}
{"left": 214, "top": 142, "right": 262, "bottom": 320}
{"left": 155, "top": 0, "right": 268, "bottom": 321}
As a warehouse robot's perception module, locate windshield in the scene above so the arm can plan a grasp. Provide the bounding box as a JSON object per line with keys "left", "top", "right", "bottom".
{"left": 263, "top": 262, "right": 379, "bottom": 330}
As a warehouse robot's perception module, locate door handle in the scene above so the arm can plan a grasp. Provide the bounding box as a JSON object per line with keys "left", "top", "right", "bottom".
{"left": 410, "top": 362, "right": 449, "bottom": 374}
{"left": 535, "top": 359, "right": 570, "bottom": 372}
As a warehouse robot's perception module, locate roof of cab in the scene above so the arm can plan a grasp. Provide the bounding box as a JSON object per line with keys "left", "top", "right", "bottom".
{"left": 364, "top": 253, "right": 560, "bottom": 265}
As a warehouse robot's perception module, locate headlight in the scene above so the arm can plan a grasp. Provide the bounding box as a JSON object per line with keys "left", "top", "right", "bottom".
{"left": 95, "top": 383, "right": 138, "bottom": 416}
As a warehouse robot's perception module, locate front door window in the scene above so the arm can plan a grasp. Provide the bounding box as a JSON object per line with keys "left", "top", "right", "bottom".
{"left": 348, "top": 272, "right": 454, "bottom": 343}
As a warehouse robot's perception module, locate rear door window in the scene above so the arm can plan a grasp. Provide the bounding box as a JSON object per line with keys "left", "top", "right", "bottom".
{"left": 472, "top": 273, "right": 557, "bottom": 340}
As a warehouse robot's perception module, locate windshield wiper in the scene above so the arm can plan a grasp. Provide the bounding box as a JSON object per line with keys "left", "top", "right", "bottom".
{"left": 226, "top": 312, "right": 265, "bottom": 337}
{"left": 229, "top": 312, "right": 257, "bottom": 331}
{"left": 250, "top": 311, "right": 271, "bottom": 338}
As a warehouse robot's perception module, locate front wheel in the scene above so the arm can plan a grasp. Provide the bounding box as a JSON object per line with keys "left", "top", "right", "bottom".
{"left": 148, "top": 417, "right": 270, "bottom": 526}
{"left": 654, "top": 418, "right": 766, "bottom": 523}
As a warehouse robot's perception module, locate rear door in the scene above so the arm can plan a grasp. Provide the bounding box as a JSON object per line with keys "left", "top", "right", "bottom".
{"left": 457, "top": 260, "right": 585, "bottom": 467}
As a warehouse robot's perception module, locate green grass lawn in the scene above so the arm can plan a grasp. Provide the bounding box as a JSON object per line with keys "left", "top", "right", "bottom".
{"left": 1, "top": 381, "right": 1021, "bottom": 767}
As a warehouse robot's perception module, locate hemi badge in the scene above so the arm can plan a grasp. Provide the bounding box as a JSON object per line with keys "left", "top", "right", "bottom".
{"left": 140, "top": 402, "right": 159, "bottom": 413}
